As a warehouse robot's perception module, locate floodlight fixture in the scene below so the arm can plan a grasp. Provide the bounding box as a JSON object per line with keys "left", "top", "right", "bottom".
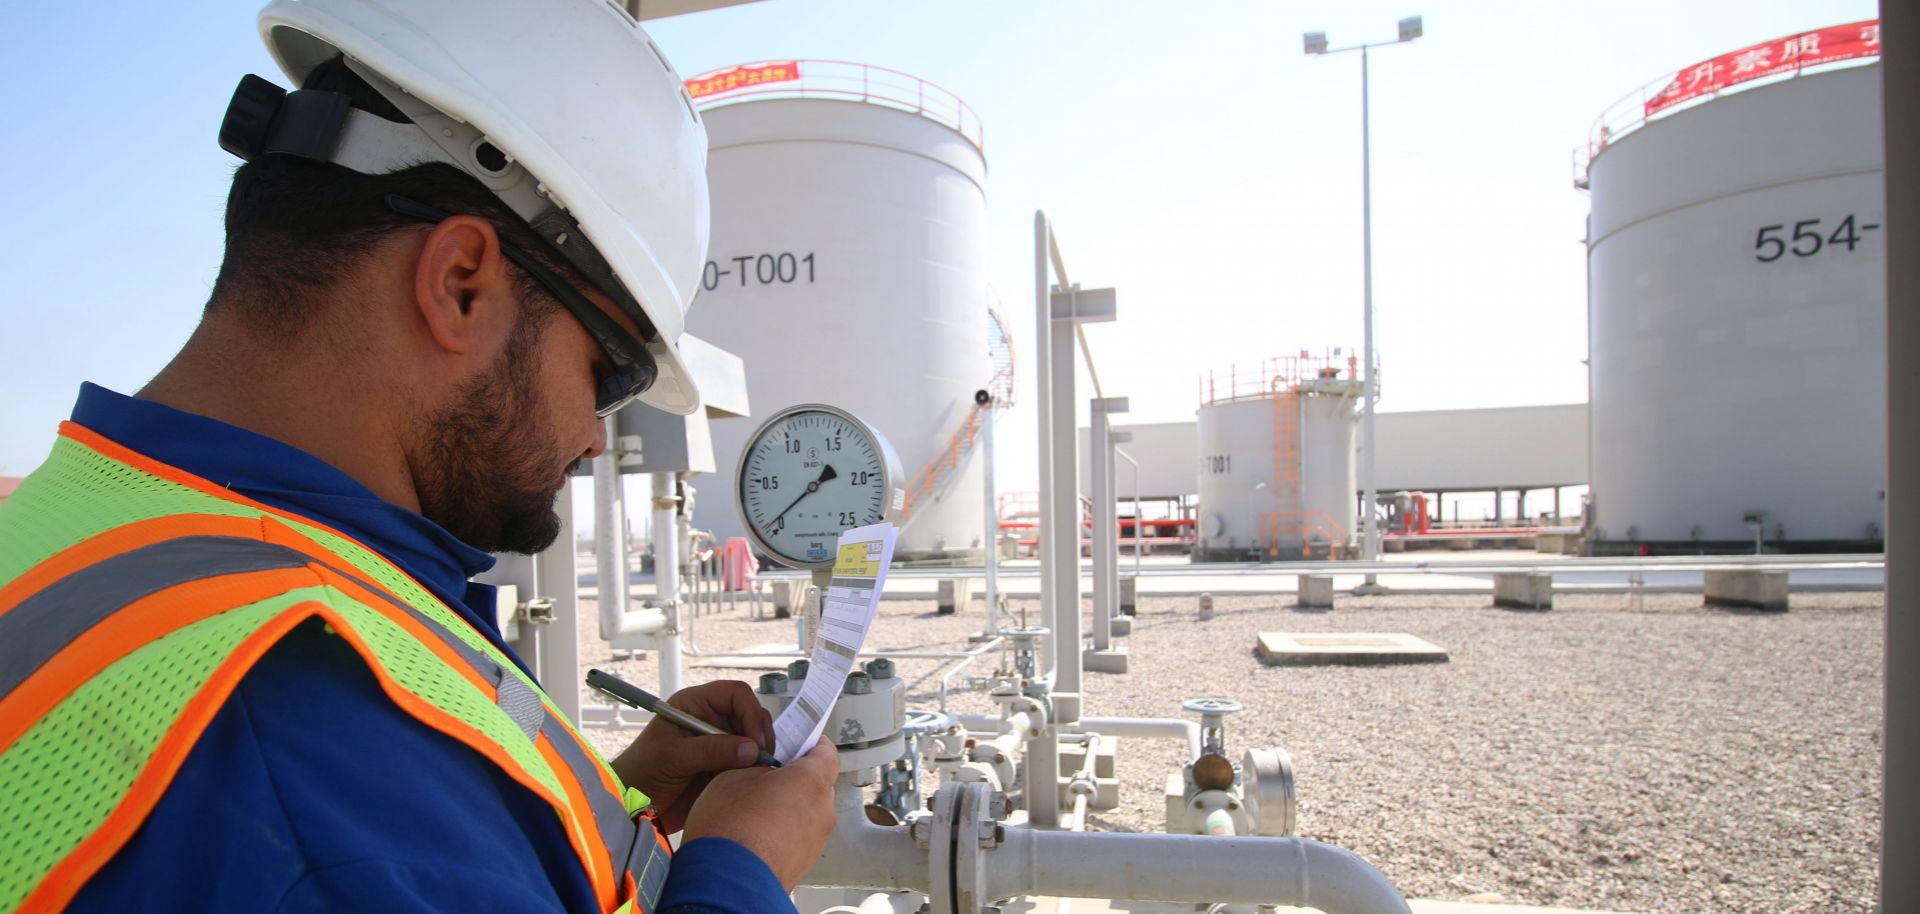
{"left": 1303, "top": 31, "right": 1328, "bottom": 55}
{"left": 1398, "top": 16, "right": 1423, "bottom": 42}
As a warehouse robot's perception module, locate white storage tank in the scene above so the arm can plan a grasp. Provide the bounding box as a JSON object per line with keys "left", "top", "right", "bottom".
{"left": 1584, "top": 51, "right": 1885, "bottom": 553}
{"left": 1194, "top": 358, "right": 1361, "bottom": 562}
{"left": 682, "top": 62, "right": 991, "bottom": 561}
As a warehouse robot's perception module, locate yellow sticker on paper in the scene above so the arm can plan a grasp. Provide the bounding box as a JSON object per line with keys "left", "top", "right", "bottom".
{"left": 834, "top": 540, "right": 883, "bottom": 578}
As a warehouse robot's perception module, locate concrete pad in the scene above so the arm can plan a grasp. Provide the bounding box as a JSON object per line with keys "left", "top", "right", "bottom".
{"left": 1256, "top": 631, "right": 1448, "bottom": 666}
{"left": 1704, "top": 569, "right": 1788, "bottom": 611}
{"left": 1119, "top": 576, "right": 1137, "bottom": 616}
{"left": 1296, "top": 574, "right": 1334, "bottom": 609}
{"left": 1083, "top": 646, "right": 1130, "bottom": 673}
{"left": 1494, "top": 573, "right": 1554, "bottom": 610}
{"left": 1109, "top": 616, "right": 1132, "bottom": 637}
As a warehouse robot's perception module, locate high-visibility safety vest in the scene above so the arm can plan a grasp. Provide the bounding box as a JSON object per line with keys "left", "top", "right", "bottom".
{"left": 0, "top": 422, "right": 670, "bottom": 914}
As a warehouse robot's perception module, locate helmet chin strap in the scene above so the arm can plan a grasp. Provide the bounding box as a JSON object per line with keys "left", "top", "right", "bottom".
{"left": 217, "top": 67, "right": 658, "bottom": 344}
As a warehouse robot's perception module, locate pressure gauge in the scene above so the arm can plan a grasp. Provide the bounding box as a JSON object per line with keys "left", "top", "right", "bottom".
{"left": 736, "top": 404, "right": 904, "bottom": 568}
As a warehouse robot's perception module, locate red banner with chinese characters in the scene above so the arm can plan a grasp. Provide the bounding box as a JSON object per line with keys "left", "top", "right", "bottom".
{"left": 684, "top": 61, "right": 801, "bottom": 99}
{"left": 1645, "top": 20, "right": 1880, "bottom": 116}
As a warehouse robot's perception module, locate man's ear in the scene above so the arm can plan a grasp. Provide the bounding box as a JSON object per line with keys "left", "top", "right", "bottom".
{"left": 410, "top": 215, "right": 519, "bottom": 357}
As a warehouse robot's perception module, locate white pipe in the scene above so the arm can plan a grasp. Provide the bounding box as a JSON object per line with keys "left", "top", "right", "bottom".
{"left": 806, "top": 789, "right": 1411, "bottom": 914}
{"left": 995, "top": 830, "right": 1411, "bottom": 913}
{"left": 1033, "top": 211, "right": 1055, "bottom": 675}
{"left": 592, "top": 425, "right": 630, "bottom": 639}
{"left": 1075, "top": 716, "right": 1202, "bottom": 758}
{"left": 981, "top": 401, "right": 1000, "bottom": 636}
{"left": 817, "top": 893, "right": 897, "bottom": 914}
{"left": 802, "top": 780, "right": 928, "bottom": 891}
{"left": 659, "top": 474, "right": 686, "bottom": 696}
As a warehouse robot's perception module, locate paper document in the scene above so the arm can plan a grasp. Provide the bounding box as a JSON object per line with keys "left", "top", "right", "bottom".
{"left": 772, "top": 522, "right": 897, "bottom": 764}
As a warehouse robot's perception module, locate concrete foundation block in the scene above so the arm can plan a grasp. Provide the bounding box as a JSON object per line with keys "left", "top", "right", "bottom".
{"left": 772, "top": 580, "right": 808, "bottom": 619}
{"left": 1119, "top": 576, "right": 1137, "bottom": 616}
{"left": 1447, "top": 538, "right": 1474, "bottom": 550}
{"left": 1705, "top": 570, "right": 1789, "bottom": 611}
{"left": 936, "top": 578, "right": 975, "bottom": 616}
{"left": 1197, "top": 592, "right": 1215, "bottom": 621}
{"left": 1083, "top": 646, "right": 1130, "bottom": 674}
{"left": 1494, "top": 572, "right": 1554, "bottom": 610}
{"left": 1109, "top": 616, "right": 1132, "bottom": 637}
{"left": 1296, "top": 575, "right": 1334, "bottom": 609}
{"left": 1256, "top": 631, "right": 1448, "bottom": 666}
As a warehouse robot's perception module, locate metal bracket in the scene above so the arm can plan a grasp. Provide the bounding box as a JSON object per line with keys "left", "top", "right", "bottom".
{"left": 520, "top": 597, "right": 556, "bottom": 624}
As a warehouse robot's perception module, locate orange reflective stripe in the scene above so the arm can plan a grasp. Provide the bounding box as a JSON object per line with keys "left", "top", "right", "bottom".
{"left": 557, "top": 716, "right": 628, "bottom": 810}
{"left": 0, "top": 567, "right": 320, "bottom": 756}
{"left": 538, "top": 735, "right": 620, "bottom": 910}
{"left": 307, "top": 608, "right": 617, "bottom": 911}
{"left": 0, "top": 513, "right": 266, "bottom": 621}
{"left": 16, "top": 600, "right": 320, "bottom": 914}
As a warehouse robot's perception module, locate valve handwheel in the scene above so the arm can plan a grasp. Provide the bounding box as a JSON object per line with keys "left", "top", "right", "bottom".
{"left": 1182, "top": 697, "right": 1245, "bottom": 715}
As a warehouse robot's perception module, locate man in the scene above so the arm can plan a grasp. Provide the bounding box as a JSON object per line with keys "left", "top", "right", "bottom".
{"left": 0, "top": 0, "right": 839, "bottom": 911}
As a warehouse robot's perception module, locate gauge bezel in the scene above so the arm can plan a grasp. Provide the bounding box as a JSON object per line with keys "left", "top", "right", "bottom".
{"left": 734, "top": 403, "right": 905, "bottom": 569}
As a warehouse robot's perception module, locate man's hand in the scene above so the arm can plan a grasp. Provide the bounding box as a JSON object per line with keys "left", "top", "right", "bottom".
{"left": 611, "top": 679, "right": 774, "bottom": 833}
{"left": 682, "top": 737, "right": 841, "bottom": 890}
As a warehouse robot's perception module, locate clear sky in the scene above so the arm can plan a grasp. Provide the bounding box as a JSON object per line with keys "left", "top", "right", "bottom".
{"left": 0, "top": 0, "right": 1875, "bottom": 505}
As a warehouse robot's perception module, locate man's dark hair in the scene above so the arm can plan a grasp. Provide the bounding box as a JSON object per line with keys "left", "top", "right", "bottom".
{"left": 207, "top": 56, "right": 574, "bottom": 336}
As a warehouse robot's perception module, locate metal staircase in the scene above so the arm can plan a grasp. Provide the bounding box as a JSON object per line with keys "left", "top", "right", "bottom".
{"left": 901, "top": 304, "right": 1016, "bottom": 522}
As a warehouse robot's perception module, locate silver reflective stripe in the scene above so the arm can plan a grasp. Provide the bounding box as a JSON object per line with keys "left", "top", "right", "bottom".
{"left": 491, "top": 661, "right": 546, "bottom": 742}
{"left": 541, "top": 712, "right": 651, "bottom": 886}
{"left": 0, "top": 536, "right": 311, "bottom": 699}
{"left": 629, "top": 816, "right": 670, "bottom": 911}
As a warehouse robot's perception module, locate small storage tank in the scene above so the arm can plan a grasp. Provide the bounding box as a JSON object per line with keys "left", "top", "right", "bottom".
{"left": 682, "top": 61, "right": 991, "bottom": 561}
{"left": 1194, "top": 356, "right": 1361, "bottom": 562}
{"left": 1582, "top": 36, "right": 1885, "bottom": 553}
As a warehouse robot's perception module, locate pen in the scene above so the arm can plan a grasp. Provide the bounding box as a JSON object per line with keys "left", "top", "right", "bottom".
{"left": 586, "top": 668, "right": 782, "bottom": 768}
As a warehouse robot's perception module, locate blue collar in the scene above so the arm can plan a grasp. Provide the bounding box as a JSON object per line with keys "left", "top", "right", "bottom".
{"left": 70, "top": 382, "right": 511, "bottom": 646}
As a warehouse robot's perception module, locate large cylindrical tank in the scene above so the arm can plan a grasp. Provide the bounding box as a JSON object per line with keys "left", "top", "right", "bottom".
{"left": 1586, "top": 63, "right": 1885, "bottom": 552}
{"left": 1194, "top": 375, "right": 1360, "bottom": 562}
{"left": 685, "top": 66, "right": 991, "bottom": 562}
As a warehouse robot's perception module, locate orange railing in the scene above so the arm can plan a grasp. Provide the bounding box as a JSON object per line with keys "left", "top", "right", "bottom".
{"left": 685, "top": 59, "right": 984, "bottom": 153}
{"left": 1199, "top": 352, "right": 1358, "bottom": 407}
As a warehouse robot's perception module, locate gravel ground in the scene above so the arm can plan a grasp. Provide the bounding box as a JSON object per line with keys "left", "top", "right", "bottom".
{"left": 576, "top": 588, "right": 1884, "bottom": 914}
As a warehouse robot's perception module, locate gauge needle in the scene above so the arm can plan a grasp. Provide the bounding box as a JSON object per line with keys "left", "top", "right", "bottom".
{"left": 769, "top": 464, "right": 836, "bottom": 532}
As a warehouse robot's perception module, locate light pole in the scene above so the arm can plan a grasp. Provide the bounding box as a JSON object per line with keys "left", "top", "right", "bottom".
{"left": 1305, "top": 16, "right": 1422, "bottom": 589}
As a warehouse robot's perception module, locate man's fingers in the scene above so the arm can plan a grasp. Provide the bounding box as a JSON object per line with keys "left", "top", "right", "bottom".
{"left": 671, "top": 680, "right": 771, "bottom": 745}
{"left": 656, "top": 733, "right": 763, "bottom": 777}
{"left": 786, "top": 736, "right": 839, "bottom": 778}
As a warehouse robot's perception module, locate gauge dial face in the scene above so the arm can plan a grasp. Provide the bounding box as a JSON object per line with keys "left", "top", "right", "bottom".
{"left": 739, "top": 407, "right": 897, "bottom": 567}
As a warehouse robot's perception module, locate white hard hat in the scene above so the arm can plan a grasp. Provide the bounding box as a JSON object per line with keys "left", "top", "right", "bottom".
{"left": 246, "top": 0, "right": 709, "bottom": 414}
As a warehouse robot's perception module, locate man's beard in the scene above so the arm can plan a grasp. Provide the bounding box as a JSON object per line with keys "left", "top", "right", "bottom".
{"left": 416, "top": 320, "right": 575, "bottom": 555}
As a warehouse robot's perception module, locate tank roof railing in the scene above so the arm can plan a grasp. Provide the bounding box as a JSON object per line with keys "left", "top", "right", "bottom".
{"left": 684, "top": 59, "right": 984, "bottom": 153}
{"left": 1200, "top": 351, "right": 1358, "bottom": 408}
{"left": 1571, "top": 19, "right": 1880, "bottom": 190}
